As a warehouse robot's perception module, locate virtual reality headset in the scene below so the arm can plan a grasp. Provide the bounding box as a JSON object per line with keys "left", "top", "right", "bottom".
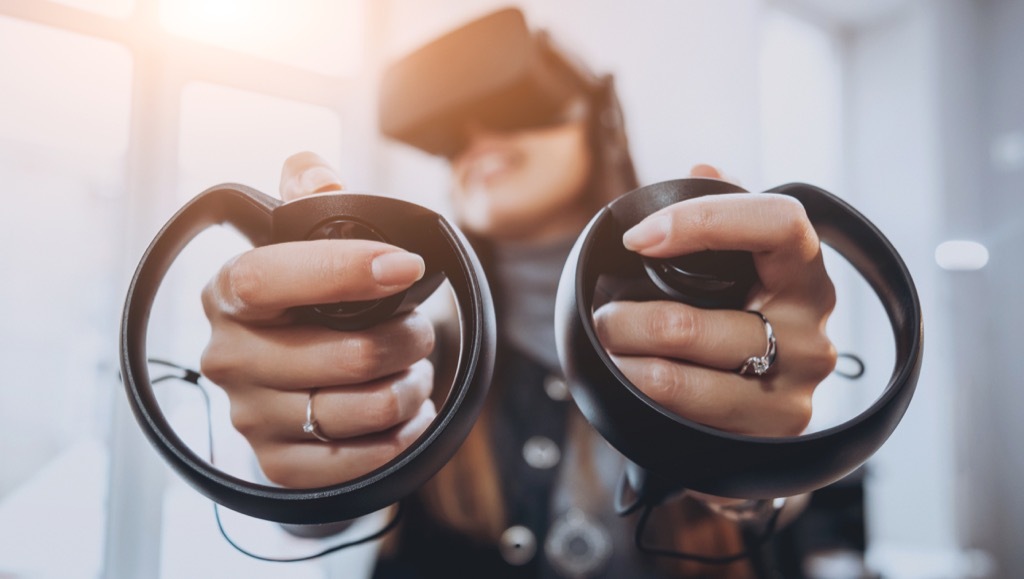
{"left": 379, "top": 8, "right": 598, "bottom": 157}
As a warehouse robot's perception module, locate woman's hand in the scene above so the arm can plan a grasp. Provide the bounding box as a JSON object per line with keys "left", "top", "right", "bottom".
{"left": 593, "top": 164, "right": 837, "bottom": 438}
{"left": 200, "top": 152, "right": 437, "bottom": 488}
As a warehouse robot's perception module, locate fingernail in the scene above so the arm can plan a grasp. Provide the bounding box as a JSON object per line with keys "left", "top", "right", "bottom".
{"left": 623, "top": 215, "right": 670, "bottom": 251}
{"left": 300, "top": 166, "right": 343, "bottom": 194}
{"left": 371, "top": 252, "right": 425, "bottom": 287}
{"left": 690, "top": 163, "right": 721, "bottom": 178}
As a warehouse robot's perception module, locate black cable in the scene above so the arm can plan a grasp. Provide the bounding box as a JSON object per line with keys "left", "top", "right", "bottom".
{"left": 833, "top": 352, "right": 866, "bottom": 379}
{"left": 148, "top": 358, "right": 403, "bottom": 563}
{"left": 615, "top": 346, "right": 862, "bottom": 566}
{"left": 633, "top": 500, "right": 783, "bottom": 565}
{"left": 613, "top": 471, "right": 644, "bottom": 516}
{"left": 212, "top": 502, "right": 404, "bottom": 563}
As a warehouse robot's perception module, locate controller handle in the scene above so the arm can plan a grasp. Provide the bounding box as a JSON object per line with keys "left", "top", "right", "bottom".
{"left": 120, "top": 184, "right": 495, "bottom": 524}
{"left": 555, "top": 178, "right": 922, "bottom": 504}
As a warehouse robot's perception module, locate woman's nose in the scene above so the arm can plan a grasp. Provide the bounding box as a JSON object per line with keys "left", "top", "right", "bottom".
{"left": 452, "top": 121, "right": 508, "bottom": 161}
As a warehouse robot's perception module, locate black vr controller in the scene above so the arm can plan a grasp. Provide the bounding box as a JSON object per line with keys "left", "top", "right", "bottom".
{"left": 555, "top": 178, "right": 923, "bottom": 506}
{"left": 122, "top": 178, "right": 920, "bottom": 529}
{"left": 119, "top": 184, "right": 495, "bottom": 524}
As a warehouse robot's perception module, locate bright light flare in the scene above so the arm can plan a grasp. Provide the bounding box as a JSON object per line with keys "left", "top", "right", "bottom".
{"left": 193, "top": 0, "right": 247, "bottom": 29}
{"left": 162, "top": 0, "right": 272, "bottom": 40}
{"left": 159, "top": 0, "right": 364, "bottom": 77}
{"left": 935, "top": 240, "right": 989, "bottom": 271}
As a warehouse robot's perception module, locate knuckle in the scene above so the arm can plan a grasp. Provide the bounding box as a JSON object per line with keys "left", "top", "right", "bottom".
{"left": 592, "top": 303, "right": 617, "bottom": 344}
{"left": 410, "top": 360, "right": 436, "bottom": 398}
{"left": 341, "top": 335, "right": 385, "bottom": 380}
{"left": 228, "top": 402, "right": 258, "bottom": 439}
{"left": 365, "top": 438, "right": 404, "bottom": 471}
{"left": 657, "top": 306, "right": 698, "bottom": 350}
{"left": 407, "top": 313, "right": 437, "bottom": 358}
{"left": 396, "top": 422, "right": 421, "bottom": 451}
{"left": 691, "top": 201, "right": 719, "bottom": 234}
{"left": 200, "top": 281, "right": 218, "bottom": 320}
{"left": 282, "top": 151, "right": 316, "bottom": 176}
{"left": 200, "top": 339, "right": 236, "bottom": 387}
{"left": 311, "top": 250, "right": 344, "bottom": 292}
{"left": 783, "top": 331, "right": 837, "bottom": 383}
{"left": 369, "top": 386, "right": 405, "bottom": 428}
{"left": 799, "top": 332, "right": 838, "bottom": 382}
{"left": 771, "top": 194, "right": 808, "bottom": 224}
{"left": 258, "top": 454, "right": 293, "bottom": 488}
{"left": 224, "top": 255, "right": 263, "bottom": 313}
{"left": 820, "top": 277, "right": 838, "bottom": 314}
{"left": 380, "top": 442, "right": 406, "bottom": 467}
{"left": 639, "top": 359, "right": 680, "bottom": 402}
{"left": 394, "top": 406, "right": 431, "bottom": 453}
{"left": 773, "top": 197, "right": 819, "bottom": 257}
{"left": 815, "top": 337, "right": 839, "bottom": 380}
{"left": 784, "top": 395, "right": 814, "bottom": 436}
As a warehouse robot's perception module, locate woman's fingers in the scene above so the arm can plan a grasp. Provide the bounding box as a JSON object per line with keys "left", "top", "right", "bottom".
{"left": 256, "top": 399, "right": 437, "bottom": 488}
{"left": 598, "top": 165, "right": 837, "bottom": 439}
{"left": 228, "top": 360, "right": 434, "bottom": 443}
{"left": 621, "top": 193, "right": 824, "bottom": 292}
{"left": 598, "top": 297, "right": 834, "bottom": 438}
{"left": 202, "top": 239, "right": 425, "bottom": 323}
{"left": 280, "top": 151, "right": 344, "bottom": 201}
{"left": 202, "top": 311, "right": 435, "bottom": 390}
{"left": 194, "top": 151, "right": 445, "bottom": 490}
{"left": 613, "top": 356, "right": 812, "bottom": 437}
{"left": 595, "top": 300, "right": 837, "bottom": 383}
{"left": 594, "top": 300, "right": 770, "bottom": 371}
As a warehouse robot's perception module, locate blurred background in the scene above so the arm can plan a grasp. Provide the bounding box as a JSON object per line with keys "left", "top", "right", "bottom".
{"left": 0, "top": 0, "right": 1019, "bottom": 577}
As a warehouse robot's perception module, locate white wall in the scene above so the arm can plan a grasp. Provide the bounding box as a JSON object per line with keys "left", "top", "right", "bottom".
{"left": 375, "top": 0, "right": 765, "bottom": 212}
{"left": 842, "top": 1, "right": 971, "bottom": 575}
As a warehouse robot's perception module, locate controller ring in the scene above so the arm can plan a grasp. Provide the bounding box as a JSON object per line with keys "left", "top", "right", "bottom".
{"left": 120, "top": 184, "right": 495, "bottom": 524}
{"left": 555, "top": 179, "right": 922, "bottom": 501}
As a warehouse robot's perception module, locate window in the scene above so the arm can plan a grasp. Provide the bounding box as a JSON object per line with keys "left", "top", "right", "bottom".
{"left": 0, "top": 14, "right": 133, "bottom": 578}
{"left": 49, "top": 0, "right": 133, "bottom": 19}
{"left": 0, "top": 2, "right": 364, "bottom": 577}
{"left": 159, "top": 0, "right": 365, "bottom": 76}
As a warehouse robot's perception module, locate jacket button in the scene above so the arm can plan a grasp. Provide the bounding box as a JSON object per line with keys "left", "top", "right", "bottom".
{"left": 544, "top": 374, "right": 570, "bottom": 401}
{"left": 499, "top": 525, "right": 537, "bottom": 565}
{"left": 523, "top": 435, "right": 561, "bottom": 469}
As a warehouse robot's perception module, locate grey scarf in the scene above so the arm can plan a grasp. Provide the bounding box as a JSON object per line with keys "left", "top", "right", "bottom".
{"left": 492, "top": 236, "right": 577, "bottom": 372}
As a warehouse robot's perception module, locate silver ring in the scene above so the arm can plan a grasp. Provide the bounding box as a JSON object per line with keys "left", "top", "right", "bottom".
{"left": 736, "top": 310, "right": 777, "bottom": 376}
{"left": 302, "top": 389, "right": 333, "bottom": 442}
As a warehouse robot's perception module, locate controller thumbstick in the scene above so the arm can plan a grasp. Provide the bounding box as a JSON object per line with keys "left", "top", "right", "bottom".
{"left": 642, "top": 250, "right": 757, "bottom": 310}
{"left": 305, "top": 219, "right": 393, "bottom": 323}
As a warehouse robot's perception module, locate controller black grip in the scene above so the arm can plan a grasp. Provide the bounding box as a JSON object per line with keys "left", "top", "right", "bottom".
{"left": 592, "top": 178, "right": 758, "bottom": 310}
{"left": 121, "top": 184, "right": 496, "bottom": 524}
{"left": 271, "top": 194, "right": 445, "bottom": 331}
{"left": 556, "top": 178, "right": 922, "bottom": 502}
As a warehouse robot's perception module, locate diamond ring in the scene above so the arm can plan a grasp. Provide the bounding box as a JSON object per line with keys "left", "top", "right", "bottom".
{"left": 302, "top": 389, "right": 333, "bottom": 442}
{"left": 736, "top": 310, "right": 777, "bottom": 377}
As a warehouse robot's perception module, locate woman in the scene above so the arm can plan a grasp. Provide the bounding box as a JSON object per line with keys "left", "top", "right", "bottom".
{"left": 199, "top": 10, "right": 836, "bottom": 578}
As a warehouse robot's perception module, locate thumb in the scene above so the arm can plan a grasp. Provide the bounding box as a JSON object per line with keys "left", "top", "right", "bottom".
{"left": 280, "top": 151, "right": 344, "bottom": 201}
{"left": 689, "top": 163, "right": 722, "bottom": 179}
{"left": 690, "top": 163, "right": 743, "bottom": 187}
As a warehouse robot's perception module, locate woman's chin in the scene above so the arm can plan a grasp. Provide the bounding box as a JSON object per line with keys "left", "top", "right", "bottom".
{"left": 458, "top": 210, "right": 533, "bottom": 241}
